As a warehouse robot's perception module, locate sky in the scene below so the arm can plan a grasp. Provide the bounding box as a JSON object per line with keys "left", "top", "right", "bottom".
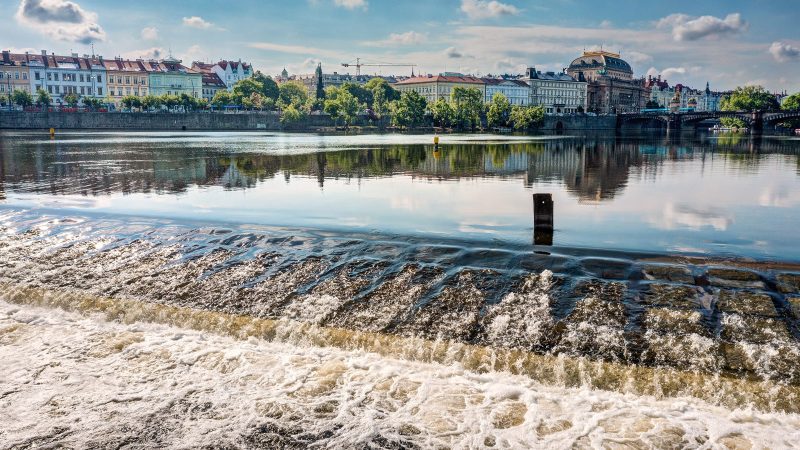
{"left": 2, "top": 0, "right": 799, "bottom": 93}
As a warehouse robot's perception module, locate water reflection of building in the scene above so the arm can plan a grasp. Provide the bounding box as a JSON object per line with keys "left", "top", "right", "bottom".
{"left": 524, "top": 140, "right": 641, "bottom": 202}
{"left": 1, "top": 135, "right": 799, "bottom": 199}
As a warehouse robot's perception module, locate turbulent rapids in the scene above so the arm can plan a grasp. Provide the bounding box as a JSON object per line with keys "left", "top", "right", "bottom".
{"left": 2, "top": 132, "right": 800, "bottom": 448}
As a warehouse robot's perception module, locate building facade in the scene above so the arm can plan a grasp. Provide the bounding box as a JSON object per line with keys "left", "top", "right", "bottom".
{"left": 566, "top": 50, "right": 649, "bottom": 114}
{"left": 1, "top": 51, "right": 32, "bottom": 102}
{"left": 646, "top": 76, "right": 723, "bottom": 112}
{"left": 148, "top": 57, "right": 202, "bottom": 98}
{"left": 102, "top": 58, "right": 150, "bottom": 106}
{"left": 524, "top": 67, "right": 587, "bottom": 114}
{"left": 394, "top": 75, "right": 485, "bottom": 104}
{"left": 191, "top": 60, "right": 252, "bottom": 91}
{"left": 23, "top": 51, "right": 108, "bottom": 104}
{"left": 200, "top": 72, "right": 226, "bottom": 101}
{"left": 297, "top": 71, "right": 378, "bottom": 97}
{"left": 483, "top": 78, "right": 530, "bottom": 105}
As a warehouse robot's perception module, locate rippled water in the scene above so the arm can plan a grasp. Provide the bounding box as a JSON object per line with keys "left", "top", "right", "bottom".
{"left": 1, "top": 131, "right": 799, "bottom": 448}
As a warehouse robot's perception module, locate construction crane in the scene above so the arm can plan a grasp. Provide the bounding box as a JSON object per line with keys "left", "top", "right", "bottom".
{"left": 341, "top": 58, "right": 417, "bottom": 76}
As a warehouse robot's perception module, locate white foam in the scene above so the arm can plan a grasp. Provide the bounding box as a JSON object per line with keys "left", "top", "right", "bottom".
{"left": 1, "top": 299, "right": 799, "bottom": 449}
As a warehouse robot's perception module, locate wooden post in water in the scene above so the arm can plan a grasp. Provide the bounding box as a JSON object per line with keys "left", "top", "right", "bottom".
{"left": 533, "top": 193, "right": 553, "bottom": 246}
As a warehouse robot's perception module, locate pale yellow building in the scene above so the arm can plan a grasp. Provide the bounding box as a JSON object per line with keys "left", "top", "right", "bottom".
{"left": 394, "top": 75, "right": 485, "bottom": 104}
{"left": 1, "top": 51, "right": 32, "bottom": 99}
{"left": 102, "top": 58, "right": 150, "bottom": 106}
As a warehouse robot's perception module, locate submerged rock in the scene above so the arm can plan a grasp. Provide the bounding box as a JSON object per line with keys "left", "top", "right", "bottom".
{"left": 717, "top": 290, "right": 778, "bottom": 317}
{"left": 776, "top": 273, "right": 800, "bottom": 294}
{"left": 641, "top": 265, "right": 695, "bottom": 284}
{"left": 706, "top": 268, "right": 765, "bottom": 289}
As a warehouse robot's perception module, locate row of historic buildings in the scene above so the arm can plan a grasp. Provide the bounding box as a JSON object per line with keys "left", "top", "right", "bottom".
{"left": 1, "top": 49, "right": 252, "bottom": 106}
{"left": 292, "top": 50, "right": 730, "bottom": 114}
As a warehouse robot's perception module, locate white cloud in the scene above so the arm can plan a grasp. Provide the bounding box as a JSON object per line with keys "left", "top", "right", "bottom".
{"left": 121, "top": 47, "right": 165, "bottom": 60}
{"left": 141, "top": 26, "right": 158, "bottom": 41}
{"left": 333, "top": 0, "right": 367, "bottom": 10}
{"left": 769, "top": 41, "right": 800, "bottom": 63}
{"left": 599, "top": 20, "right": 613, "bottom": 29}
{"left": 249, "top": 42, "right": 342, "bottom": 59}
{"left": 15, "top": 0, "right": 106, "bottom": 44}
{"left": 625, "top": 51, "right": 652, "bottom": 64}
{"left": 364, "top": 31, "right": 427, "bottom": 47}
{"left": 656, "top": 13, "right": 747, "bottom": 41}
{"left": 460, "top": 0, "right": 519, "bottom": 20}
{"left": 182, "top": 16, "right": 214, "bottom": 29}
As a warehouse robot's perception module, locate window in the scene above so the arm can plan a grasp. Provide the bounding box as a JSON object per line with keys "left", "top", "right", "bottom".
{"left": 98, "top": 87, "right": 102, "bottom": 95}
{"left": 15, "top": 72, "right": 20, "bottom": 79}
{"left": 79, "top": 74, "right": 84, "bottom": 82}
{"left": 125, "top": 76, "right": 130, "bottom": 84}
{"left": 23, "top": 72, "right": 27, "bottom": 80}
{"left": 35, "top": 72, "right": 40, "bottom": 80}
{"left": 47, "top": 72, "right": 52, "bottom": 81}
{"left": 48, "top": 86, "right": 53, "bottom": 93}
{"left": 97, "top": 75, "right": 102, "bottom": 83}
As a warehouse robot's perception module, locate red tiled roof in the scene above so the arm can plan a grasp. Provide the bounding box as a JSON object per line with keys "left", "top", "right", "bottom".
{"left": 395, "top": 75, "right": 484, "bottom": 85}
{"left": 202, "top": 72, "right": 226, "bottom": 87}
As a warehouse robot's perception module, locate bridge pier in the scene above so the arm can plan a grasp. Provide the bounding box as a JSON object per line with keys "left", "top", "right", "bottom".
{"left": 750, "top": 111, "right": 764, "bottom": 136}
{"left": 666, "top": 117, "right": 681, "bottom": 133}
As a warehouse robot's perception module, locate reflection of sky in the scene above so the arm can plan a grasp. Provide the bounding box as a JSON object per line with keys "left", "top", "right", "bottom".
{"left": 2, "top": 133, "right": 800, "bottom": 262}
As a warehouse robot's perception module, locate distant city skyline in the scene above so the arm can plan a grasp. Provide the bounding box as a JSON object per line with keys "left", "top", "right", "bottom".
{"left": 3, "top": 0, "right": 799, "bottom": 93}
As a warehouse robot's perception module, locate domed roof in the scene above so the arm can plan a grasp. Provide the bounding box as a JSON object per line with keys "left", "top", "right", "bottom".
{"left": 568, "top": 51, "right": 632, "bottom": 74}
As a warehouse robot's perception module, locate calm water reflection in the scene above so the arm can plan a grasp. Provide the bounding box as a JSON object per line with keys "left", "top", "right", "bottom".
{"left": 1, "top": 131, "right": 799, "bottom": 261}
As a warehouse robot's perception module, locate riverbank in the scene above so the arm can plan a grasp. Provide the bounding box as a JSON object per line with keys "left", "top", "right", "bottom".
{"left": 0, "top": 111, "right": 617, "bottom": 133}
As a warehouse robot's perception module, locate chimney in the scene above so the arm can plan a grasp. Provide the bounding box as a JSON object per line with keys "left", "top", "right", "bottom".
{"left": 41, "top": 50, "right": 47, "bottom": 56}
{"left": 2, "top": 51, "right": 9, "bottom": 64}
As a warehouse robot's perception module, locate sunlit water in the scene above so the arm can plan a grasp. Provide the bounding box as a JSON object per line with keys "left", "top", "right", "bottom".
{"left": 1, "top": 131, "right": 799, "bottom": 448}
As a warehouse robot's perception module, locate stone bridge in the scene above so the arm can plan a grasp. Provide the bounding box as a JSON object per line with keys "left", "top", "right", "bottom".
{"left": 617, "top": 110, "right": 800, "bottom": 133}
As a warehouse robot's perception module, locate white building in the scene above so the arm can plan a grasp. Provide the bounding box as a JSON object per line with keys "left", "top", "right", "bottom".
{"left": 483, "top": 78, "right": 530, "bottom": 105}
{"left": 191, "top": 60, "right": 252, "bottom": 91}
{"left": 525, "top": 67, "right": 586, "bottom": 114}
{"left": 394, "top": 75, "right": 485, "bottom": 104}
{"left": 646, "top": 76, "right": 724, "bottom": 112}
{"left": 26, "top": 51, "right": 107, "bottom": 104}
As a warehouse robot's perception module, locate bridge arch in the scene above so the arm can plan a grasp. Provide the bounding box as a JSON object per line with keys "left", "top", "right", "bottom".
{"left": 763, "top": 111, "right": 800, "bottom": 126}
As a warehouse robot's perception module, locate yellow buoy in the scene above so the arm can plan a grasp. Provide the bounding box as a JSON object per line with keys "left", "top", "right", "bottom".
{"left": 49, "top": 127, "right": 55, "bottom": 137}
{"left": 433, "top": 135, "right": 439, "bottom": 145}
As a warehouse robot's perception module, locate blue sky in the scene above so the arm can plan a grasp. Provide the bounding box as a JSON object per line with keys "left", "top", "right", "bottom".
{"left": 3, "top": 0, "right": 799, "bottom": 92}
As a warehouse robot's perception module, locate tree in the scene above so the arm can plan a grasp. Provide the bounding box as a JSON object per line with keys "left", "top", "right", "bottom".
{"left": 340, "top": 82, "right": 372, "bottom": 107}
{"left": 64, "top": 93, "right": 80, "bottom": 108}
{"left": 141, "top": 95, "right": 161, "bottom": 111}
{"left": 324, "top": 86, "right": 361, "bottom": 126}
{"left": 36, "top": 88, "right": 51, "bottom": 107}
{"left": 83, "top": 97, "right": 104, "bottom": 110}
{"left": 252, "top": 71, "right": 279, "bottom": 101}
{"left": 278, "top": 81, "right": 309, "bottom": 108}
{"left": 486, "top": 93, "right": 511, "bottom": 128}
{"left": 179, "top": 93, "right": 198, "bottom": 111}
{"left": 161, "top": 94, "right": 180, "bottom": 111}
{"left": 281, "top": 103, "right": 307, "bottom": 125}
{"left": 315, "top": 64, "right": 325, "bottom": 100}
{"left": 391, "top": 91, "right": 427, "bottom": 129}
{"left": 782, "top": 93, "right": 800, "bottom": 111}
{"left": 232, "top": 78, "right": 263, "bottom": 103}
{"left": 429, "top": 98, "right": 455, "bottom": 128}
{"left": 12, "top": 89, "right": 33, "bottom": 108}
{"left": 121, "top": 95, "right": 141, "bottom": 110}
{"left": 509, "top": 105, "right": 545, "bottom": 131}
{"left": 720, "top": 85, "right": 780, "bottom": 112}
{"left": 249, "top": 92, "right": 264, "bottom": 110}
{"left": 451, "top": 87, "right": 484, "bottom": 130}
{"left": 212, "top": 90, "right": 233, "bottom": 109}
{"left": 364, "top": 77, "right": 400, "bottom": 103}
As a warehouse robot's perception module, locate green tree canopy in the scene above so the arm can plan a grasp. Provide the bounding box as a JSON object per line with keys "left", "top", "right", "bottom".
{"left": 121, "top": 95, "right": 142, "bottom": 110}
{"left": 63, "top": 93, "right": 80, "bottom": 107}
{"left": 339, "top": 82, "right": 373, "bottom": 108}
{"left": 314, "top": 64, "right": 325, "bottom": 100}
{"left": 211, "top": 90, "right": 234, "bottom": 108}
{"left": 486, "top": 93, "right": 511, "bottom": 128}
{"left": 391, "top": 91, "right": 427, "bottom": 129}
{"left": 720, "top": 85, "right": 780, "bottom": 112}
{"left": 141, "top": 95, "right": 162, "bottom": 110}
{"left": 252, "top": 71, "right": 279, "bottom": 100}
{"left": 281, "top": 103, "right": 307, "bottom": 125}
{"left": 509, "top": 105, "right": 545, "bottom": 131}
{"left": 278, "top": 81, "right": 309, "bottom": 108}
{"left": 324, "top": 86, "right": 361, "bottom": 126}
{"left": 451, "top": 87, "right": 484, "bottom": 130}
{"left": 35, "top": 89, "right": 51, "bottom": 107}
{"left": 12, "top": 89, "right": 33, "bottom": 107}
{"left": 364, "top": 77, "right": 400, "bottom": 103}
{"left": 429, "top": 98, "right": 455, "bottom": 128}
{"left": 782, "top": 92, "right": 800, "bottom": 111}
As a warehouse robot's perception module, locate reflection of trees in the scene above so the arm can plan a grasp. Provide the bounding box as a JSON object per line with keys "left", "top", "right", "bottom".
{"left": 0, "top": 134, "right": 798, "bottom": 198}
